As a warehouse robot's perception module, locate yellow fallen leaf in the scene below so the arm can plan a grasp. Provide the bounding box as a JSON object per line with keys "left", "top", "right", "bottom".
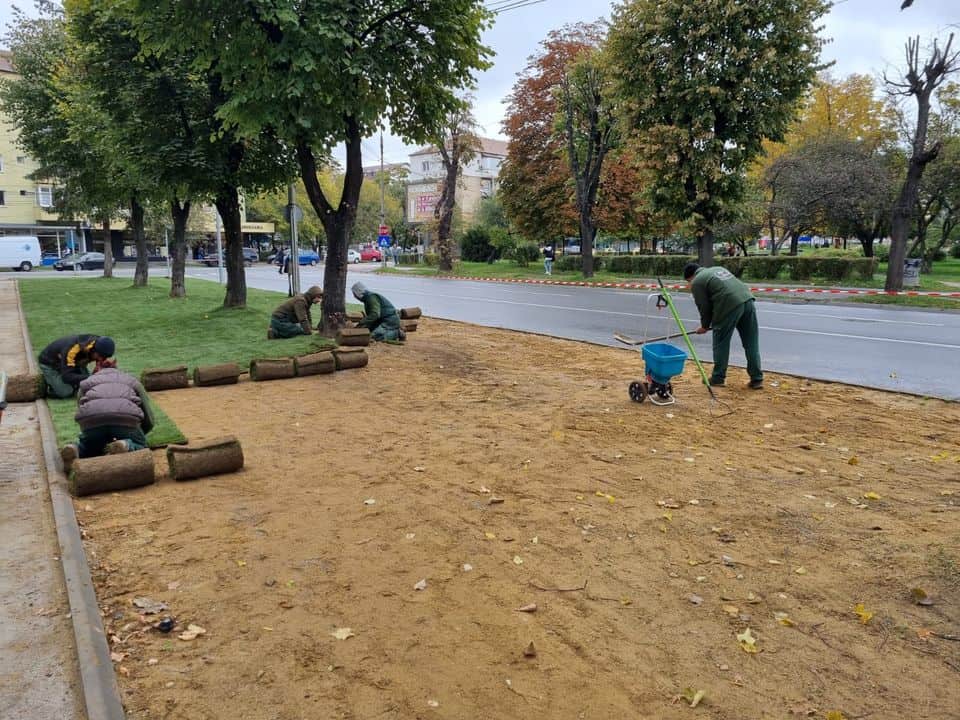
{"left": 848, "top": 456, "right": 860, "bottom": 466}
{"left": 331, "top": 627, "right": 355, "bottom": 640}
{"left": 917, "top": 628, "right": 933, "bottom": 640}
{"left": 794, "top": 566, "right": 807, "bottom": 575}
{"left": 513, "top": 555, "right": 524, "bottom": 565}
{"left": 620, "top": 597, "right": 632, "bottom": 606}
{"left": 662, "top": 511, "right": 673, "bottom": 521}
{"left": 930, "top": 451, "right": 950, "bottom": 462}
{"left": 723, "top": 605, "right": 740, "bottom": 616}
{"left": 826, "top": 712, "right": 846, "bottom": 720}
{"left": 236, "top": 559, "right": 246, "bottom": 567}
{"left": 658, "top": 525, "right": 667, "bottom": 533}
{"left": 484, "top": 532, "right": 496, "bottom": 540}
{"left": 853, "top": 602, "right": 874, "bottom": 624}
{"left": 551, "top": 430, "right": 565, "bottom": 441}
{"left": 774, "top": 611, "right": 795, "bottom": 627}
{"left": 736, "top": 627, "right": 758, "bottom": 654}
{"left": 178, "top": 624, "right": 206, "bottom": 641}
{"left": 575, "top": 495, "right": 584, "bottom": 500}
{"left": 681, "top": 687, "right": 706, "bottom": 708}
{"left": 863, "top": 492, "right": 881, "bottom": 500}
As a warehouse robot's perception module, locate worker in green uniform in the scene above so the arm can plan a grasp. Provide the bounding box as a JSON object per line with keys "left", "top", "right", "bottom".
{"left": 268, "top": 285, "right": 323, "bottom": 339}
{"left": 684, "top": 263, "right": 763, "bottom": 389}
{"left": 351, "top": 282, "right": 404, "bottom": 341}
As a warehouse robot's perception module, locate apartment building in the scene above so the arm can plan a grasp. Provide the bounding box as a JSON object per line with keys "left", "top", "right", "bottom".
{"left": 405, "top": 137, "right": 507, "bottom": 231}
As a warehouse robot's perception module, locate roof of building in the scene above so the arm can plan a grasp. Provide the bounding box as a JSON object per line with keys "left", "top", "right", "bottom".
{"left": 410, "top": 137, "right": 508, "bottom": 158}
{"left": 362, "top": 161, "right": 410, "bottom": 176}
{"left": 0, "top": 51, "right": 16, "bottom": 75}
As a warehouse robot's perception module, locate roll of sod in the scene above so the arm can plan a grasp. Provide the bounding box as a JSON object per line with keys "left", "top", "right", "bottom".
{"left": 6, "top": 372, "right": 45, "bottom": 402}
{"left": 166, "top": 436, "right": 244, "bottom": 481}
{"left": 141, "top": 365, "right": 189, "bottom": 391}
{"left": 333, "top": 346, "right": 369, "bottom": 370}
{"left": 400, "top": 320, "right": 418, "bottom": 333}
{"left": 345, "top": 311, "right": 364, "bottom": 322}
{"left": 335, "top": 327, "right": 371, "bottom": 347}
{"left": 69, "top": 449, "right": 156, "bottom": 497}
{"left": 399, "top": 307, "right": 422, "bottom": 319}
{"left": 294, "top": 351, "right": 336, "bottom": 376}
{"left": 192, "top": 362, "right": 241, "bottom": 387}
{"left": 250, "top": 357, "right": 296, "bottom": 381}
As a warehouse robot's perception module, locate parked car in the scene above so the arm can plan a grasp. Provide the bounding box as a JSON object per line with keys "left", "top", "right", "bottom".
{"left": 202, "top": 247, "right": 258, "bottom": 267}
{"left": 54, "top": 251, "right": 105, "bottom": 271}
{"left": 268, "top": 249, "right": 321, "bottom": 266}
{"left": 41, "top": 252, "right": 62, "bottom": 266}
{"left": 360, "top": 248, "right": 382, "bottom": 262}
{"left": 347, "top": 249, "right": 361, "bottom": 263}
{"left": 0, "top": 235, "right": 42, "bottom": 271}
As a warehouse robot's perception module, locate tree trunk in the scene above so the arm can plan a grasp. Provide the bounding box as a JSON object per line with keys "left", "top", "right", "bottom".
{"left": 789, "top": 233, "right": 800, "bottom": 256}
{"left": 298, "top": 122, "right": 364, "bottom": 336}
{"left": 698, "top": 227, "right": 715, "bottom": 266}
{"left": 886, "top": 161, "right": 927, "bottom": 291}
{"left": 101, "top": 219, "right": 114, "bottom": 279}
{"left": 169, "top": 198, "right": 191, "bottom": 298}
{"left": 436, "top": 187, "right": 456, "bottom": 272}
{"left": 858, "top": 234, "right": 875, "bottom": 257}
{"left": 215, "top": 187, "right": 246, "bottom": 308}
{"left": 131, "top": 195, "right": 149, "bottom": 287}
{"left": 580, "top": 212, "right": 596, "bottom": 278}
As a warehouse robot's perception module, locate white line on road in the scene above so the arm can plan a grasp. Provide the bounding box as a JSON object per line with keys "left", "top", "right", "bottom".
{"left": 760, "top": 307, "right": 944, "bottom": 327}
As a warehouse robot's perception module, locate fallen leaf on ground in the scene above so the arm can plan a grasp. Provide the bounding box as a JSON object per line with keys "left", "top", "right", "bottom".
{"left": 826, "top": 712, "right": 846, "bottom": 720}
{"left": 427, "top": 699, "right": 439, "bottom": 708}
{"left": 681, "top": 687, "right": 706, "bottom": 708}
{"left": 110, "top": 652, "right": 127, "bottom": 663}
{"left": 413, "top": 466, "right": 425, "bottom": 472}
{"left": 462, "top": 563, "right": 473, "bottom": 572}
{"left": 774, "top": 611, "right": 795, "bottom": 627}
{"left": 848, "top": 456, "right": 860, "bottom": 466}
{"left": 363, "top": 498, "right": 376, "bottom": 506}
{"left": 688, "top": 594, "right": 703, "bottom": 605}
{"left": 767, "top": 559, "right": 783, "bottom": 565}
{"left": 178, "top": 624, "right": 206, "bottom": 641}
{"left": 917, "top": 628, "right": 933, "bottom": 640}
{"left": 658, "top": 499, "right": 680, "bottom": 509}
{"left": 484, "top": 532, "right": 496, "bottom": 540}
{"left": 513, "top": 556, "right": 524, "bottom": 565}
{"left": 794, "top": 567, "right": 808, "bottom": 575}
{"left": 330, "top": 627, "right": 355, "bottom": 640}
{"left": 523, "top": 641, "right": 537, "bottom": 658}
{"left": 414, "top": 579, "right": 428, "bottom": 591}
{"left": 853, "top": 603, "right": 874, "bottom": 624}
{"left": 236, "top": 559, "right": 247, "bottom": 567}
{"left": 517, "top": 603, "right": 537, "bottom": 613}
{"left": 723, "top": 605, "right": 740, "bottom": 616}
{"left": 736, "top": 627, "right": 758, "bottom": 654}
{"left": 132, "top": 597, "right": 168, "bottom": 615}
{"left": 479, "top": 485, "right": 491, "bottom": 494}
{"left": 863, "top": 492, "right": 881, "bottom": 500}
{"left": 910, "top": 588, "right": 934, "bottom": 606}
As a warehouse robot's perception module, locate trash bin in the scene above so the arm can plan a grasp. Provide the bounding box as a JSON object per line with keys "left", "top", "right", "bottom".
{"left": 903, "top": 258, "right": 921, "bottom": 288}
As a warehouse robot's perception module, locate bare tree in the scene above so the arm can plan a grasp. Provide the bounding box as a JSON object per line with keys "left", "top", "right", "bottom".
{"left": 884, "top": 34, "right": 960, "bottom": 290}
{"left": 433, "top": 101, "right": 480, "bottom": 272}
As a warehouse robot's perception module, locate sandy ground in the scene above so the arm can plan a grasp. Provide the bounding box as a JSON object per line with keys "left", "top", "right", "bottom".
{"left": 77, "top": 320, "right": 960, "bottom": 720}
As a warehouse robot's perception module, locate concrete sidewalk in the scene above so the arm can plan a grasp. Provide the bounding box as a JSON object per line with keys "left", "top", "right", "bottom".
{"left": 0, "top": 278, "right": 83, "bottom": 719}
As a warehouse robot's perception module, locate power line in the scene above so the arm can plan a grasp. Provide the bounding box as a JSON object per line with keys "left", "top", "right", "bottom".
{"left": 485, "top": 0, "right": 548, "bottom": 15}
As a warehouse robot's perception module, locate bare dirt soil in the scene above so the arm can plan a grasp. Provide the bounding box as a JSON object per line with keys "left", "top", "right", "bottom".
{"left": 77, "top": 320, "right": 960, "bottom": 720}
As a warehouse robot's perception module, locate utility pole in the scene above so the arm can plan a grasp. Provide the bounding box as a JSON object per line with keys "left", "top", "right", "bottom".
{"left": 214, "top": 211, "right": 224, "bottom": 284}
{"left": 380, "top": 131, "right": 387, "bottom": 268}
{"left": 288, "top": 184, "right": 302, "bottom": 296}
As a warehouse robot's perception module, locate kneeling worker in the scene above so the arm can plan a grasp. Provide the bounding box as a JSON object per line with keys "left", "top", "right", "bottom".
{"left": 60, "top": 359, "right": 155, "bottom": 471}
{"left": 351, "top": 282, "right": 404, "bottom": 341}
{"left": 684, "top": 262, "right": 763, "bottom": 390}
{"left": 39, "top": 334, "right": 115, "bottom": 398}
{"left": 268, "top": 285, "right": 323, "bottom": 338}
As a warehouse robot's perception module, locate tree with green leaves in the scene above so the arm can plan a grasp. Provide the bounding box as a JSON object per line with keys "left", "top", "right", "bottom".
{"left": 131, "top": 0, "right": 491, "bottom": 332}
{"left": 432, "top": 101, "right": 480, "bottom": 272}
{"left": 607, "top": 0, "right": 829, "bottom": 266}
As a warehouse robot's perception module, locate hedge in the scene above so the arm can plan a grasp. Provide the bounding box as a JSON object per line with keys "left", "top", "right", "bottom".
{"left": 397, "top": 252, "right": 440, "bottom": 266}
{"left": 554, "top": 254, "right": 608, "bottom": 272}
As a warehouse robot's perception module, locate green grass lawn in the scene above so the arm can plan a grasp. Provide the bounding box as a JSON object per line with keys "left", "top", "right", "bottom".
{"left": 20, "top": 277, "right": 335, "bottom": 447}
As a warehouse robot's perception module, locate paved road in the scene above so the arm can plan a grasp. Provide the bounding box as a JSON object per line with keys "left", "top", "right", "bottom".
{"left": 19, "top": 264, "right": 960, "bottom": 399}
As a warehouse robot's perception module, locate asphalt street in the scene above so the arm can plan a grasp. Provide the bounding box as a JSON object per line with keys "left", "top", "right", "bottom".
{"left": 20, "top": 263, "right": 960, "bottom": 399}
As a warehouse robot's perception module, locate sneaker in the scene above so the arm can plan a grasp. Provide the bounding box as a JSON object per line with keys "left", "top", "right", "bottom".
{"left": 709, "top": 379, "right": 725, "bottom": 387}
{"left": 267, "top": 327, "right": 276, "bottom": 340}
{"left": 60, "top": 444, "right": 78, "bottom": 472}
{"left": 105, "top": 439, "right": 130, "bottom": 454}
{"left": 398, "top": 329, "right": 407, "bottom": 342}
{"left": 748, "top": 379, "right": 764, "bottom": 390}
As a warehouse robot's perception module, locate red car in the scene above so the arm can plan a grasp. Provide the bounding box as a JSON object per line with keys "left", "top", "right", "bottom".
{"left": 360, "top": 248, "right": 382, "bottom": 262}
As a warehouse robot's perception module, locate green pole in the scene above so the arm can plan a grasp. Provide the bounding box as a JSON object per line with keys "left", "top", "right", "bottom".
{"left": 657, "top": 278, "right": 716, "bottom": 399}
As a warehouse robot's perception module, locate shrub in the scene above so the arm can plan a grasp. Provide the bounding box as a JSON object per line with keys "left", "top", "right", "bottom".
{"left": 745, "top": 256, "right": 789, "bottom": 280}
{"left": 554, "top": 254, "right": 582, "bottom": 272}
{"left": 788, "top": 257, "right": 817, "bottom": 282}
{"left": 950, "top": 243, "right": 960, "bottom": 259}
{"left": 397, "top": 253, "right": 419, "bottom": 265}
{"left": 874, "top": 243, "right": 890, "bottom": 262}
{"left": 460, "top": 227, "right": 497, "bottom": 262}
{"left": 851, "top": 257, "right": 878, "bottom": 281}
{"left": 423, "top": 253, "right": 439, "bottom": 267}
{"left": 716, "top": 257, "right": 747, "bottom": 278}
{"left": 816, "top": 257, "right": 853, "bottom": 282}
{"left": 930, "top": 247, "right": 947, "bottom": 262}
{"left": 512, "top": 243, "right": 541, "bottom": 267}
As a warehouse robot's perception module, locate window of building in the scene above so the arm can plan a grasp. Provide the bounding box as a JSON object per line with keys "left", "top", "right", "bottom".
{"left": 0, "top": 156, "right": 4, "bottom": 172}
{"left": 421, "top": 160, "right": 430, "bottom": 172}
{"left": 37, "top": 186, "right": 53, "bottom": 207}
{"left": 0, "top": 190, "right": 5, "bottom": 206}
{"left": 16, "top": 156, "right": 26, "bottom": 165}
{"left": 480, "top": 178, "right": 493, "bottom": 198}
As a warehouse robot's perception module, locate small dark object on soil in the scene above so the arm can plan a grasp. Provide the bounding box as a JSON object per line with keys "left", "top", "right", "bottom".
{"left": 156, "top": 617, "right": 175, "bottom": 633}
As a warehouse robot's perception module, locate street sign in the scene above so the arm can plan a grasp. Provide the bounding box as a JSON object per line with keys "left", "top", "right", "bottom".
{"left": 377, "top": 235, "right": 391, "bottom": 248}
{"left": 378, "top": 224, "right": 389, "bottom": 236}
{"left": 284, "top": 204, "right": 304, "bottom": 223}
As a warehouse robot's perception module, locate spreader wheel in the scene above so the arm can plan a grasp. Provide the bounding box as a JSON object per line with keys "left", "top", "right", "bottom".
{"left": 629, "top": 381, "right": 647, "bottom": 403}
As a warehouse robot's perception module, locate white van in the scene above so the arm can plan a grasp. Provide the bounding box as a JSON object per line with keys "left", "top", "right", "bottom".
{"left": 0, "top": 235, "right": 42, "bottom": 272}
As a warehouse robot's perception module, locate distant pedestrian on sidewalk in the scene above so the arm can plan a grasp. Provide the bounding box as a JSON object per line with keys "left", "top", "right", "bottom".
{"left": 543, "top": 244, "right": 554, "bottom": 275}
{"left": 38, "top": 334, "right": 115, "bottom": 398}
{"left": 684, "top": 263, "right": 763, "bottom": 390}
{"left": 60, "top": 359, "right": 155, "bottom": 471}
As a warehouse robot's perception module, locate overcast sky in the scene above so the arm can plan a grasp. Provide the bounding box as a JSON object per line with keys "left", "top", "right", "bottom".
{"left": 2, "top": 0, "right": 957, "bottom": 165}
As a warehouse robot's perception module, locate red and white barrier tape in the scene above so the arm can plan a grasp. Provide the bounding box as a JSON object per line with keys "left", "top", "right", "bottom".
{"left": 436, "top": 275, "right": 960, "bottom": 298}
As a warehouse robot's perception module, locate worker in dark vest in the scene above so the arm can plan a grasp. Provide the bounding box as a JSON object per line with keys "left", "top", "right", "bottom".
{"left": 268, "top": 285, "right": 323, "bottom": 338}
{"left": 38, "top": 334, "right": 115, "bottom": 398}
{"left": 60, "top": 359, "right": 155, "bottom": 471}
{"left": 684, "top": 262, "right": 763, "bottom": 389}
{"left": 351, "top": 282, "right": 404, "bottom": 341}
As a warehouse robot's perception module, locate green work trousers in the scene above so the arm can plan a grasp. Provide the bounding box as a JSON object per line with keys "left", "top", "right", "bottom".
{"left": 40, "top": 363, "right": 83, "bottom": 398}
{"left": 77, "top": 425, "right": 148, "bottom": 458}
{"left": 369, "top": 313, "right": 401, "bottom": 341}
{"left": 710, "top": 299, "right": 762, "bottom": 384}
{"left": 270, "top": 316, "right": 307, "bottom": 338}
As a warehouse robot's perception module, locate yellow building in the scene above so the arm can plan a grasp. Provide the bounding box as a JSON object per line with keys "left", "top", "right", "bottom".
{"left": 0, "top": 50, "right": 77, "bottom": 252}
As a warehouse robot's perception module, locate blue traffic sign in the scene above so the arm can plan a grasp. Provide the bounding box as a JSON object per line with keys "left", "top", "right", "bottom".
{"left": 377, "top": 235, "right": 391, "bottom": 248}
